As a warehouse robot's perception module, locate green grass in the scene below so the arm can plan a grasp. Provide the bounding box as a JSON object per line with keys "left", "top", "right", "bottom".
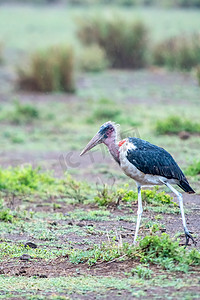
{"left": 17, "top": 45, "right": 75, "bottom": 92}
{"left": 0, "top": 273, "right": 199, "bottom": 299}
{"left": 130, "top": 265, "right": 153, "bottom": 279}
{"left": 185, "top": 160, "right": 200, "bottom": 176}
{"left": 0, "top": 166, "right": 198, "bottom": 299}
{"left": 0, "top": 100, "right": 39, "bottom": 125}
{"left": 155, "top": 115, "right": 200, "bottom": 135}
{"left": 69, "top": 234, "right": 200, "bottom": 271}
{"left": 0, "top": 71, "right": 199, "bottom": 159}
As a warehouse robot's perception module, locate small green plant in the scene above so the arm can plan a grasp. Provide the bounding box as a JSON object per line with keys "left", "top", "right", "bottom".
{"left": 185, "top": 160, "right": 200, "bottom": 176}
{"left": 138, "top": 234, "right": 200, "bottom": 271}
{"left": 117, "top": 186, "right": 175, "bottom": 206}
{"left": 94, "top": 184, "right": 175, "bottom": 208}
{"left": 153, "top": 33, "right": 200, "bottom": 70}
{"left": 94, "top": 184, "right": 117, "bottom": 206}
{"left": 155, "top": 115, "right": 200, "bottom": 135}
{"left": 131, "top": 265, "right": 152, "bottom": 279}
{"left": 0, "top": 209, "right": 13, "bottom": 222}
{"left": 77, "top": 16, "right": 149, "bottom": 69}
{"left": 7, "top": 100, "right": 39, "bottom": 125}
{"left": 0, "top": 166, "right": 92, "bottom": 203}
{"left": 17, "top": 45, "right": 75, "bottom": 93}
{"left": 64, "top": 175, "right": 89, "bottom": 204}
{"left": 0, "top": 199, "right": 13, "bottom": 222}
{"left": 79, "top": 44, "right": 109, "bottom": 72}
{"left": 0, "top": 165, "right": 55, "bottom": 194}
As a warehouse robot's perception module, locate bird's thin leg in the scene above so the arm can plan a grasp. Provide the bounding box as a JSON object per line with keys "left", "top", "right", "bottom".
{"left": 164, "top": 182, "right": 196, "bottom": 246}
{"left": 134, "top": 185, "right": 143, "bottom": 244}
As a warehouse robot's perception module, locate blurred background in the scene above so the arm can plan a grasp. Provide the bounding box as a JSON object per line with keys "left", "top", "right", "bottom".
{"left": 0, "top": 0, "right": 200, "bottom": 189}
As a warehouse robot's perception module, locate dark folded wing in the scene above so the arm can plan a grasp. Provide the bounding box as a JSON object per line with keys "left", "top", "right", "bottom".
{"left": 126, "top": 138, "right": 185, "bottom": 181}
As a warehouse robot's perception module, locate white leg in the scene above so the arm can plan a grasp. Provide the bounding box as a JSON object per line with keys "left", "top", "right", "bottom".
{"left": 134, "top": 185, "right": 143, "bottom": 244}
{"left": 164, "top": 182, "right": 196, "bottom": 246}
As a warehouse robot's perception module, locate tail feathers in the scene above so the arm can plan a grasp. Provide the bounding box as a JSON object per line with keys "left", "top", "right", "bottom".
{"left": 178, "top": 179, "right": 195, "bottom": 194}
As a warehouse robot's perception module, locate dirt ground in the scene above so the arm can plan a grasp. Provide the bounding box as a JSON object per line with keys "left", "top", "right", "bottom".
{"left": 0, "top": 65, "right": 200, "bottom": 299}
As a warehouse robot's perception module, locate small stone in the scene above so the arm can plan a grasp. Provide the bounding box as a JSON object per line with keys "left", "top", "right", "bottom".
{"left": 76, "top": 222, "right": 85, "bottom": 227}
{"left": 50, "top": 221, "right": 57, "bottom": 226}
{"left": 39, "top": 274, "right": 48, "bottom": 278}
{"left": 24, "top": 242, "right": 37, "bottom": 249}
{"left": 178, "top": 131, "right": 190, "bottom": 140}
{"left": 20, "top": 254, "right": 32, "bottom": 261}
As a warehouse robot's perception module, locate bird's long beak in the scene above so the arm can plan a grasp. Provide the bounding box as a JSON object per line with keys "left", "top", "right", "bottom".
{"left": 80, "top": 132, "right": 103, "bottom": 156}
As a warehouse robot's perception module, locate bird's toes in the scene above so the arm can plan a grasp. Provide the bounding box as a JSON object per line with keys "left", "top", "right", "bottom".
{"left": 185, "top": 231, "right": 197, "bottom": 247}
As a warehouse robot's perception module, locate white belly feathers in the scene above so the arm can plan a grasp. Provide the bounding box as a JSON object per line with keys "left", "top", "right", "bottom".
{"left": 119, "top": 139, "right": 177, "bottom": 186}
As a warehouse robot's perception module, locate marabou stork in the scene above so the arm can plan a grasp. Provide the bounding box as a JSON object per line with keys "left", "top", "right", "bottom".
{"left": 80, "top": 121, "right": 196, "bottom": 246}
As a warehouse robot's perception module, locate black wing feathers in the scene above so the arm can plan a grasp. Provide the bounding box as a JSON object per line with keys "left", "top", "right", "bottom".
{"left": 126, "top": 138, "right": 194, "bottom": 193}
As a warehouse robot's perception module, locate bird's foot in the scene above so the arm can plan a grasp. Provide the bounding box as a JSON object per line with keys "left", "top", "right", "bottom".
{"left": 184, "top": 229, "right": 196, "bottom": 247}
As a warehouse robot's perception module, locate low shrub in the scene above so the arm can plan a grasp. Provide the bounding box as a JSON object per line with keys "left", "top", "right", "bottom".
{"left": 79, "top": 44, "right": 109, "bottom": 72}
{"left": 94, "top": 184, "right": 175, "bottom": 207}
{"left": 155, "top": 116, "right": 200, "bottom": 135}
{"left": 138, "top": 234, "right": 200, "bottom": 271}
{"left": 69, "top": 234, "right": 200, "bottom": 271}
{"left": 77, "top": 16, "right": 149, "bottom": 69}
{"left": 0, "top": 165, "right": 55, "bottom": 194}
{"left": 0, "top": 199, "right": 13, "bottom": 222}
{"left": 17, "top": 45, "right": 75, "bottom": 93}
{"left": 153, "top": 34, "right": 200, "bottom": 70}
{"left": 0, "top": 165, "right": 91, "bottom": 202}
{"left": 175, "top": 0, "right": 200, "bottom": 8}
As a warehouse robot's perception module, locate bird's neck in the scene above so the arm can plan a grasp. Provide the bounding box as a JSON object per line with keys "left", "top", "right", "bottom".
{"left": 104, "top": 134, "right": 120, "bottom": 164}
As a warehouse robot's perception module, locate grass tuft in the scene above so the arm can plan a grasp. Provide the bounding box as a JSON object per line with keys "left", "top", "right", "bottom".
{"left": 17, "top": 45, "right": 75, "bottom": 93}
{"left": 77, "top": 15, "right": 149, "bottom": 69}
{"left": 153, "top": 33, "right": 200, "bottom": 70}
{"left": 155, "top": 115, "right": 200, "bottom": 135}
{"left": 130, "top": 265, "right": 153, "bottom": 279}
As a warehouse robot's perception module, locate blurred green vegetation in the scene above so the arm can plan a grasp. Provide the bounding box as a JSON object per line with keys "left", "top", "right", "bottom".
{"left": 1, "top": 0, "right": 200, "bottom": 8}
{"left": 17, "top": 45, "right": 75, "bottom": 92}
{"left": 153, "top": 34, "right": 200, "bottom": 70}
{"left": 79, "top": 44, "right": 109, "bottom": 72}
{"left": 155, "top": 116, "right": 200, "bottom": 135}
{"left": 77, "top": 17, "right": 149, "bottom": 68}
{"left": 186, "top": 160, "right": 200, "bottom": 176}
